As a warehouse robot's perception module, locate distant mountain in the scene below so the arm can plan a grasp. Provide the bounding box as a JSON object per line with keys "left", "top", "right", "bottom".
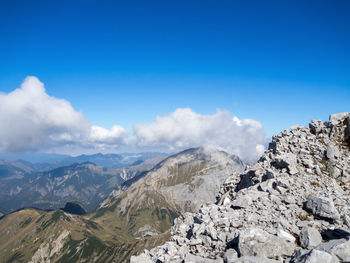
{"left": 93, "top": 147, "right": 245, "bottom": 239}
{"left": 55, "top": 152, "right": 168, "bottom": 170}
{"left": 0, "top": 152, "right": 167, "bottom": 214}
{"left": 0, "top": 152, "right": 169, "bottom": 172}
{"left": 0, "top": 159, "right": 34, "bottom": 179}
{"left": 0, "top": 156, "right": 164, "bottom": 214}
{"left": 0, "top": 153, "right": 69, "bottom": 164}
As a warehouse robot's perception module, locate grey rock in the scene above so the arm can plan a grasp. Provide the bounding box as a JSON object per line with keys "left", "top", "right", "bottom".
{"left": 317, "top": 239, "right": 350, "bottom": 262}
{"left": 299, "top": 227, "right": 322, "bottom": 249}
{"left": 272, "top": 153, "right": 298, "bottom": 175}
{"left": 329, "top": 112, "right": 350, "bottom": 125}
{"left": 309, "top": 120, "right": 324, "bottom": 135}
{"left": 304, "top": 196, "right": 340, "bottom": 220}
{"left": 343, "top": 214, "right": 350, "bottom": 228}
{"left": 238, "top": 228, "right": 295, "bottom": 258}
{"left": 326, "top": 145, "right": 340, "bottom": 161}
{"left": 223, "top": 249, "right": 238, "bottom": 263}
{"left": 231, "top": 195, "right": 252, "bottom": 209}
{"left": 292, "top": 249, "right": 339, "bottom": 263}
{"left": 277, "top": 229, "right": 296, "bottom": 243}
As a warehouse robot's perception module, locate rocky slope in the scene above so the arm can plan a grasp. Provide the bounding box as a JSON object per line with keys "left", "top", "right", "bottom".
{"left": 92, "top": 147, "right": 245, "bottom": 240}
{"left": 133, "top": 112, "right": 350, "bottom": 263}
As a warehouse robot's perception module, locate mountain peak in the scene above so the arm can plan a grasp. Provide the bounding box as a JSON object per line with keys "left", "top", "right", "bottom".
{"left": 133, "top": 113, "right": 350, "bottom": 262}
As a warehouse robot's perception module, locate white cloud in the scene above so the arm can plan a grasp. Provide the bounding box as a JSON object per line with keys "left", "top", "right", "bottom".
{"left": 89, "top": 125, "right": 127, "bottom": 144}
{"left": 0, "top": 77, "right": 265, "bottom": 161}
{"left": 133, "top": 108, "right": 265, "bottom": 161}
{"left": 0, "top": 76, "right": 127, "bottom": 152}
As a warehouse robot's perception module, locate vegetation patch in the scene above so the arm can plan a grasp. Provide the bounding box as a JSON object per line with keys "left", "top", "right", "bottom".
{"left": 20, "top": 217, "right": 32, "bottom": 228}
{"left": 5, "top": 252, "right": 25, "bottom": 263}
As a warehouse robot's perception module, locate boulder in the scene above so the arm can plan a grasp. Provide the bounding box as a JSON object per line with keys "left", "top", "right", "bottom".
{"left": 326, "top": 145, "right": 340, "bottom": 161}
{"left": 272, "top": 153, "right": 298, "bottom": 175}
{"left": 309, "top": 120, "right": 324, "bottom": 135}
{"left": 329, "top": 112, "right": 350, "bottom": 125}
{"left": 231, "top": 195, "right": 252, "bottom": 209}
{"left": 223, "top": 249, "right": 238, "bottom": 263}
{"left": 238, "top": 228, "right": 295, "bottom": 258}
{"left": 304, "top": 196, "right": 340, "bottom": 221}
{"left": 292, "top": 249, "right": 339, "bottom": 263}
{"left": 316, "top": 239, "right": 350, "bottom": 262}
{"left": 299, "top": 227, "right": 322, "bottom": 249}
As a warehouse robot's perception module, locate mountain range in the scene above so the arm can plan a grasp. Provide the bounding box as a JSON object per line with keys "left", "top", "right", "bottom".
{"left": 0, "top": 147, "right": 245, "bottom": 262}
{"left": 0, "top": 153, "right": 166, "bottom": 213}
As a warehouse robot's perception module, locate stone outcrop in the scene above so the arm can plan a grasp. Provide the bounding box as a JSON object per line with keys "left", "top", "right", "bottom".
{"left": 131, "top": 112, "right": 350, "bottom": 262}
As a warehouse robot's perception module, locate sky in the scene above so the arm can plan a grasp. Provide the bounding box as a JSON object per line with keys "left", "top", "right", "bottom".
{"left": 0, "top": 0, "right": 349, "bottom": 160}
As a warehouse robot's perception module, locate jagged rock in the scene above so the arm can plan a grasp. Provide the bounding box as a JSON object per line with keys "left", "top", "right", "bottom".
{"left": 292, "top": 249, "right": 339, "bottom": 263}
{"left": 237, "top": 228, "right": 295, "bottom": 258}
{"left": 231, "top": 195, "right": 252, "bottom": 209}
{"left": 304, "top": 196, "right": 340, "bottom": 221}
{"left": 272, "top": 153, "right": 298, "bottom": 175}
{"left": 299, "top": 227, "right": 322, "bottom": 249}
{"left": 329, "top": 112, "right": 350, "bottom": 125}
{"left": 309, "top": 120, "right": 324, "bottom": 135}
{"left": 326, "top": 145, "right": 340, "bottom": 162}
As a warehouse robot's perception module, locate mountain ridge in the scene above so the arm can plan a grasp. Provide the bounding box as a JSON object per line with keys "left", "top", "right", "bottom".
{"left": 133, "top": 112, "right": 350, "bottom": 262}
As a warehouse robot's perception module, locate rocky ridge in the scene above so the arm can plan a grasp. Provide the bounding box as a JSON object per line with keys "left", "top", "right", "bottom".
{"left": 132, "top": 113, "right": 350, "bottom": 262}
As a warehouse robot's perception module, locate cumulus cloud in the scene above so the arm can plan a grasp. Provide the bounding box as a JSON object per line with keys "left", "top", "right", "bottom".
{"left": 134, "top": 108, "right": 265, "bottom": 161}
{"left": 0, "top": 77, "right": 266, "bottom": 161}
{"left": 90, "top": 125, "right": 127, "bottom": 144}
{"left": 0, "top": 76, "right": 127, "bottom": 152}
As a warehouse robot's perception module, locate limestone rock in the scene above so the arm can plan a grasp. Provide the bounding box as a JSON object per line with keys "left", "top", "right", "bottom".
{"left": 329, "top": 112, "right": 350, "bottom": 125}
{"left": 304, "top": 196, "right": 340, "bottom": 221}
{"left": 223, "top": 249, "right": 238, "bottom": 263}
{"left": 238, "top": 228, "right": 295, "bottom": 258}
{"left": 299, "top": 227, "right": 322, "bottom": 249}
{"left": 292, "top": 249, "right": 339, "bottom": 263}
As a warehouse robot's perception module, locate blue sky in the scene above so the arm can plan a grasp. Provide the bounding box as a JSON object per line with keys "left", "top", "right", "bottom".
{"left": 0, "top": 1, "right": 349, "bottom": 158}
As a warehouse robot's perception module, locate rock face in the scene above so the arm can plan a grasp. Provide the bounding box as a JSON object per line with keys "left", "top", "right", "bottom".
{"left": 133, "top": 113, "right": 350, "bottom": 262}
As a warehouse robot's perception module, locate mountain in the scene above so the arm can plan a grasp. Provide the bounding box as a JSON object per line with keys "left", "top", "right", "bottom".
{"left": 0, "top": 153, "right": 69, "bottom": 164}
{"left": 0, "top": 159, "right": 34, "bottom": 179}
{"left": 0, "top": 152, "right": 168, "bottom": 172}
{"left": 134, "top": 113, "right": 350, "bottom": 262}
{"left": 0, "top": 153, "right": 166, "bottom": 214}
{"left": 92, "top": 147, "right": 245, "bottom": 239}
{"left": 0, "top": 147, "right": 245, "bottom": 263}
{"left": 32, "top": 152, "right": 168, "bottom": 171}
